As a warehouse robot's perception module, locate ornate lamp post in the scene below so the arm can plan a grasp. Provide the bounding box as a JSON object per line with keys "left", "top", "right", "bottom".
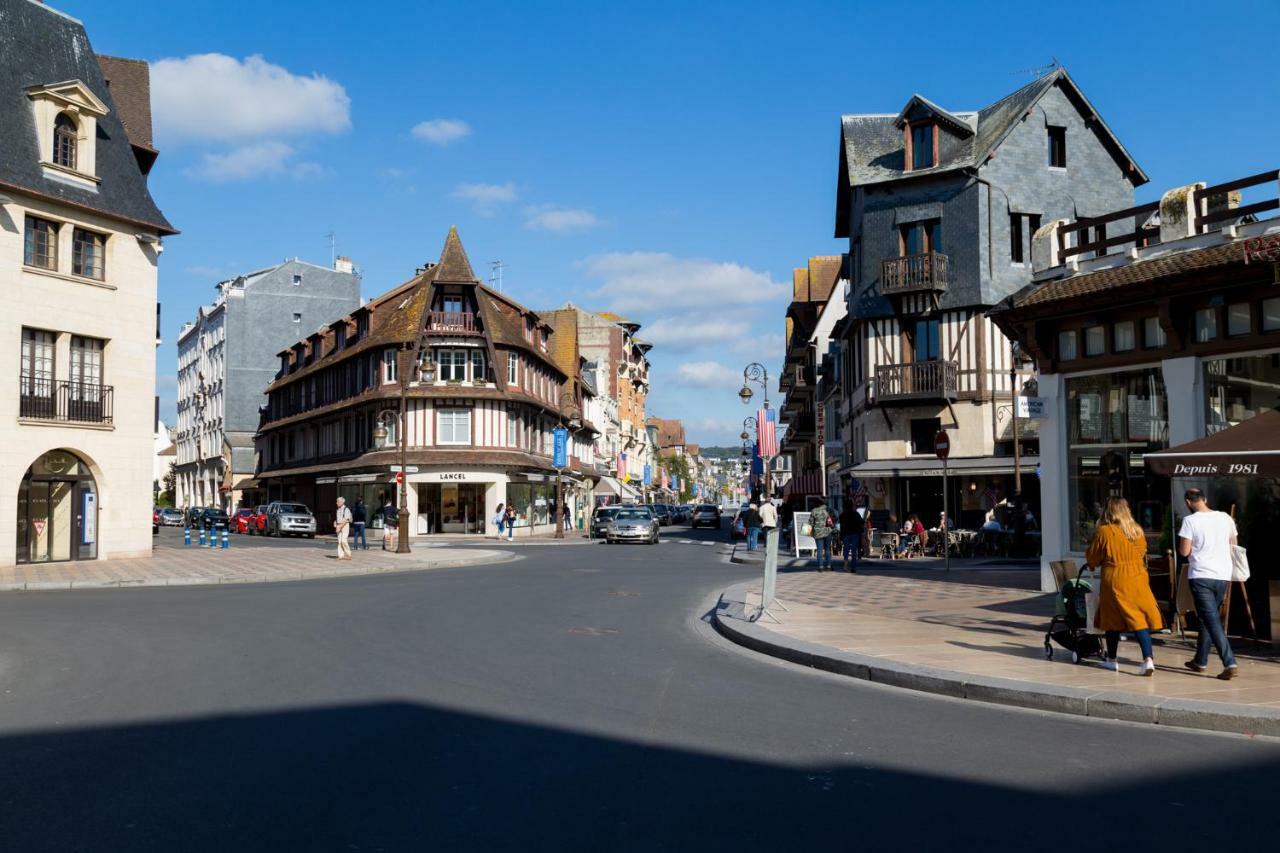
{"left": 738, "top": 362, "right": 772, "bottom": 499}
{"left": 372, "top": 349, "right": 433, "bottom": 554}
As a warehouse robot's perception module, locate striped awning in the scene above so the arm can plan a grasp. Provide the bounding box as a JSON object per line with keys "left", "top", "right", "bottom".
{"left": 782, "top": 471, "right": 823, "bottom": 497}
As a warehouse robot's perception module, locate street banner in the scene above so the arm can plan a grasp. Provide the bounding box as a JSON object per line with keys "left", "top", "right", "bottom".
{"left": 553, "top": 427, "right": 568, "bottom": 469}
{"left": 643, "top": 464, "right": 652, "bottom": 486}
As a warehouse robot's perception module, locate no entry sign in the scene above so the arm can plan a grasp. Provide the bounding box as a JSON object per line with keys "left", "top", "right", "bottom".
{"left": 935, "top": 431, "right": 950, "bottom": 459}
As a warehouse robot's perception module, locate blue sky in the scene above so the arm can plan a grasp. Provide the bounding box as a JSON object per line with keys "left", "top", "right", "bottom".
{"left": 57, "top": 0, "right": 1280, "bottom": 444}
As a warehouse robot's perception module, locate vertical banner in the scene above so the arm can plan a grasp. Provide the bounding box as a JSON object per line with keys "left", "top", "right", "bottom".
{"left": 553, "top": 427, "right": 568, "bottom": 469}
{"left": 81, "top": 491, "right": 97, "bottom": 545}
{"left": 642, "top": 464, "right": 652, "bottom": 486}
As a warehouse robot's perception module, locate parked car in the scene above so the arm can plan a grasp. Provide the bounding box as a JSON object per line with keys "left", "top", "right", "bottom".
{"left": 606, "top": 506, "right": 660, "bottom": 545}
{"left": 266, "top": 502, "right": 317, "bottom": 538}
{"left": 690, "top": 504, "right": 721, "bottom": 530}
{"left": 198, "top": 508, "right": 230, "bottom": 531}
{"left": 232, "top": 507, "right": 262, "bottom": 535}
{"left": 158, "top": 508, "right": 185, "bottom": 527}
{"left": 671, "top": 505, "right": 691, "bottom": 524}
{"left": 649, "top": 504, "right": 673, "bottom": 526}
{"left": 592, "top": 506, "right": 621, "bottom": 539}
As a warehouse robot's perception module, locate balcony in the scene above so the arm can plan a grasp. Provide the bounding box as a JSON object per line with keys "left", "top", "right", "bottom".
{"left": 874, "top": 360, "right": 958, "bottom": 403}
{"left": 880, "top": 252, "right": 949, "bottom": 296}
{"left": 19, "top": 378, "right": 114, "bottom": 425}
{"left": 426, "top": 311, "right": 478, "bottom": 334}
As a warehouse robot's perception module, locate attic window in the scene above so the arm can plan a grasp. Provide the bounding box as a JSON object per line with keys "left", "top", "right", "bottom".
{"left": 1048, "top": 126, "right": 1067, "bottom": 168}
{"left": 906, "top": 122, "right": 937, "bottom": 171}
{"left": 53, "top": 113, "right": 77, "bottom": 170}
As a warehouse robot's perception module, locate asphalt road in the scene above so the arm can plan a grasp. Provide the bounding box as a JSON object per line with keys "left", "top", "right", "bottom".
{"left": 1, "top": 525, "right": 1276, "bottom": 851}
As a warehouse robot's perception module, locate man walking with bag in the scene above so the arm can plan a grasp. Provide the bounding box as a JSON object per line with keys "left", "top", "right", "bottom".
{"left": 334, "top": 496, "right": 353, "bottom": 560}
{"left": 1178, "top": 488, "right": 1240, "bottom": 680}
{"left": 810, "top": 499, "right": 834, "bottom": 571}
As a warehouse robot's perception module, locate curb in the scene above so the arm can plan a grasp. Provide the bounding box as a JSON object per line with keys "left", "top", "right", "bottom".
{"left": 0, "top": 551, "right": 521, "bottom": 593}
{"left": 711, "top": 581, "right": 1280, "bottom": 738}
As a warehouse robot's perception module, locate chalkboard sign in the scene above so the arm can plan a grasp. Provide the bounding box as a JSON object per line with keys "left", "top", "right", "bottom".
{"left": 793, "top": 511, "right": 816, "bottom": 557}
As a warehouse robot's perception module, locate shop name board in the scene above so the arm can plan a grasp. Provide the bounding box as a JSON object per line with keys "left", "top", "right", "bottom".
{"left": 439, "top": 473, "right": 467, "bottom": 481}
{"left": 1172, "top": 462, "right": 1258, "bottom": 476}
{"left": 1016, "top": 396, "right": 1047, "bottom": 419}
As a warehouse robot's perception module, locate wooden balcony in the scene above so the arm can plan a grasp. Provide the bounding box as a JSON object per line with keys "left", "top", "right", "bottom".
{"left": 874, "top": 360, "right": 958, "bottom": 403}
{"left": 880, "top": 252, "right": 949, "bottom": 296}
{"left": 426, "top": 311, "right": 478, "bottom": 334}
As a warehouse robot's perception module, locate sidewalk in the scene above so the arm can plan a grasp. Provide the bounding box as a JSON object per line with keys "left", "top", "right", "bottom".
{"left": 0, "top": 544, "right": 518, "bottom": 591}
{"left": 714, "top": 567, "right": 1280, "bottom": 736}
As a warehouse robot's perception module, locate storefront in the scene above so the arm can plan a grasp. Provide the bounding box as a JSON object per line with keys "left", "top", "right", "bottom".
{"left": 845, "top": 458, "right": 1039, "bottom": 531}
{"left": 15, "top": 449, "right": 98, "bottom": 564}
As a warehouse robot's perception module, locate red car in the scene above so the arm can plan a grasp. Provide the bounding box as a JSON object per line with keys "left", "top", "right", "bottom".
{"left": 233, "top": 507, "right": 266, "bottom": 535}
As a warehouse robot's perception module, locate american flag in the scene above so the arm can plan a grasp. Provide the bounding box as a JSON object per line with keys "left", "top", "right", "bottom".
{"left": 617, "top": 451, "right": 627, "bottom": 479}
{"left": 757, "top": 407, "right": 778, "bottom": 459}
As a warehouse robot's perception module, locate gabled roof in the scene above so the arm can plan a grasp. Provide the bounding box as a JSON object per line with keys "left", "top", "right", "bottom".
{"left": 433, "top": 225, "right": 477, "bottom": 282}
{"left": 834, "top": 67, "right": 1147, "bottom": 238}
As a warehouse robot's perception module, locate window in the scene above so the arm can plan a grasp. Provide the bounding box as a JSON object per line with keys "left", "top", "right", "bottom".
{"left": 292, "top": 313, "right": 302, "bottom": 324}
{"left": 900, "top": 219, "right": 941, "bottom": 256}
{"left": 335, "top": 324, "right": 347, "bottom": 349}
{"left": 382, "top": 349, "right": 398, "bottom": 384}
{"left": 1143, "top": 316, "right": 1166, "bottom": 348}
{"left": 1009, "top": 213, "right": 1041, "bottom": 264}
{"left": 71, "top": 228, "right": 105, "bottom": 280}
{"left": 508, "top": 353, "right": 518, "bottom": 385}
{"left": 1114, "top": 320, "right": 1136, "bottom": 352}
{"left": 1227, "top": 303, "right": 1251, "bottom": 337}
{"left": 913, "top": 318, "right": 940, "bottom": 362}
{"left": 70, "top": 336, "right": 104, "bottom": 386}
{"left": 438, "top": 349, "right": 468, "bottom": 382}
{"left": 1264, "top": 298, "right": 1280, "bottom": 332}
{"left": 507, "top": 410, "right": 519, "bottom": 446}
{"left": 1047, "top": 125, "right": 1067, "bottom": 168}
{"left": 437, "top": 409, "right": 471, "bottom": 445}
{"left": 907, "top": 122, "right": 935, "bottom": 170}
{"left": 1084, "top": 325, "right": 1105, "bottom": 357}
{"left": 1058, "top": 330, "right": 1078, "bottom": 361}
{"left": 23, "top": 216, "right": 58, "bottom": 270}
{"left": 443, "top": 296, "right": 464, "bottom": 314}
{"left": 910, "top": 418, "right": 941, "bottom": 454}
{"left": 471, "top": 350, "right": 486, "bottom": 382}
{"left": 292, "top": 274, "right": 302, "bottom": 286}
{"left": 1194, "top": 308, "right": 1217, "bottom": 342}
{"left": 20, "top": 328, "right": 55, "bottom": 397}
{"left": 53, "top": 113, "right": 77, "bottom": 170}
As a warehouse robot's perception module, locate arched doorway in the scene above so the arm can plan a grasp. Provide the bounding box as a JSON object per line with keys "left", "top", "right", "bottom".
{"left": 16, "top": 450, "right": 98, "bottom": 564}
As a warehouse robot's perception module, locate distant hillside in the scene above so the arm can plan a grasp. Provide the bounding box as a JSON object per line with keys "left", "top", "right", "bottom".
{"left": 697, "top": 446, "right": 740, "bottom": 460}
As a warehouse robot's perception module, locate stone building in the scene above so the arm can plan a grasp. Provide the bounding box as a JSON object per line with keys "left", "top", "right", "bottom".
{"left": 2, "top": 0, "right": 175, "bottom": 566}
{"left": 831, "top": 67, "right": 1145, "bottom": 528}
{"left": 173, "top": 258, "right": 361, "bottom": 511}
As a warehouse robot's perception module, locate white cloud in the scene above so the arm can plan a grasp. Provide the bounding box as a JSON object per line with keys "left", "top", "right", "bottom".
{"left": 412, "top": 118, "right": 472, "bottom": 145}
{"left": 643, "top": 315, "right": 750, "bottom": 350}
{"left": 581, "top": 252, "right": 787, "bottom": 314}
{"left": 524, "top": 205, "right": 601, "bottom": 234}
{"left": 452, "top": 182, "right": 517, "bottom": 214}
{"left": 674, "top": 361, "right": 739, "bottom": 388}
{"left": 186, "top": 141, "right": 323, "bottom": 183}
{"left": 152, "top": 54, "right": 351, "bottom": 143}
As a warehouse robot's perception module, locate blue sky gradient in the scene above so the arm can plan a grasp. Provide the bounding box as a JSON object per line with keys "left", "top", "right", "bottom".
{"left": 57, "top": 0, "right": 1280, "bottom": 443}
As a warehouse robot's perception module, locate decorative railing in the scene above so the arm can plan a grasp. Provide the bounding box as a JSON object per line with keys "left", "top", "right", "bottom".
{"left": 881, "top": 252, "right": 949, "bottom": 295}
{"left": 427, "top": 311, "right": 477, "bottom": 333}
{"left": 18, "top": 378, "right": 114, "bottom": 424}
{"left": 874, "top": 360, "right": 958, "bottom": 401}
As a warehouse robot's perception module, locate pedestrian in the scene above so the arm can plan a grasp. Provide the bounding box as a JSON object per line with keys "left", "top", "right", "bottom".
{"left": 382, "top": 499, "right": 397, "bottom": 550}
{"left": 759, "top": 498, "right": 778, "bottom": 548}
{"left": 1087, "top": 497, "right": 1163, "bottom": 676}
{"left": 352, "top": 498, "right": 368, "bottom": 550}
{"left": 334, "top": 496, "right": 353, "bottom": 560}
{"left": 810, "top": 500, "right": 834, "bottom": 570}
{"left": 1178, "top": 488, "right": 1240, "bottom": 680}
{"left": 493, "top": 502, "right": 506, "bottom": 539}
{"left": 897, "top": 513, "right": 925, "bottom": 557}
{"left": 504, "top": 503, "right": 516, "bottom": 540}
{"left": 839, "top": 500, "right": 862, "bottom": 573}
{"left": 744, "top": 503, "right": 763, "bottom": 551}
{"left": 562, "top": 501, "right": 573, "bottom": 532}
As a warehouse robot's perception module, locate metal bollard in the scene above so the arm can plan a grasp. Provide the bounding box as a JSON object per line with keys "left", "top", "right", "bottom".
{"left": 221, "top": 529, "right": 229, "bottom": 549}
{"left": 198, "top": 528, "right": 206, "bottom": 546}
{"left": 209, "top": 527, "right": 218, "bottom": 549}
{"left": 184, "top": 528, "right": 192, "bottom": 546}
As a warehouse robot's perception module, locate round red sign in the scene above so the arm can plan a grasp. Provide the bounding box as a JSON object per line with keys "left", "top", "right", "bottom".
{"left": 934, "top": 431, "right": 950, "bottom": 459}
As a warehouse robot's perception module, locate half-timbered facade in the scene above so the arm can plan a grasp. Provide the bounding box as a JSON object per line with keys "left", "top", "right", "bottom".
{"left": 253, "top": 228, "right": 596, "bottom": 536}
{"left": 831, "top": 67, "right": 1146, "bottom": 527}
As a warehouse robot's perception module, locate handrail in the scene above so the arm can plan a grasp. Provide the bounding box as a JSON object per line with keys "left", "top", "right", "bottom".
{"left": 1058, "top": 200, "right": 1159, "bottom": 260}
{"left": 881, "top": 252, "right": 949, "bottom": 294}
{"left": 18, "top": 377, "right": 114, "bottom": 424}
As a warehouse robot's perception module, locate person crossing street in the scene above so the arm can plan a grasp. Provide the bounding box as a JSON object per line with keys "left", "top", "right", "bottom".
{"left": 334, "top": 497, "right": 353, "bottom": 560}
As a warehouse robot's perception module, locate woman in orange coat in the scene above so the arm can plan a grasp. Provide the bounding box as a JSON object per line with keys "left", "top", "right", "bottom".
{"left": 1086, "top": 497, "right": 1163, "bottom": 676}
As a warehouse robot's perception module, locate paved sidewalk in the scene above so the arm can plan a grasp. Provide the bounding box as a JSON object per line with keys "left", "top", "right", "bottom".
{"left": 0, "top": 544, "right": 517, "bottom": 591}
{"left": 714, "top": 567, "right": 1280, "bottom": 736}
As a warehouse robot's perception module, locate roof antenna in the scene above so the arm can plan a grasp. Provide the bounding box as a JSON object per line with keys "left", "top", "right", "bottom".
{"left": 1011, "top": 57, "right": 1060, "bottom": 77}
{"left": 489, "top": 259, "right": 504, "bottom": 292}
{"left": 324, "top": 231, "right": 336, "bottom": 266}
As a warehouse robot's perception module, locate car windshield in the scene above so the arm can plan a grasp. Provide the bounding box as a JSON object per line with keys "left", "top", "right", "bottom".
{"left": 698, "top": 505, "right": 716, "bottom": 511}
{"left": 595, "top": 508, "right": 618, "bottom": 518}
{"left": 615, "top": 510, "right": 651, "bottom": 521}
{"left": 237, "top": 509, "right": 254, "bottom": 516}
{"left": 277, "top": 504, "right": 309, "bottom": 514}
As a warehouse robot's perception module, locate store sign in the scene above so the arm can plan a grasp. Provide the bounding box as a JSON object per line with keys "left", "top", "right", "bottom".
{"left": 81, "top": 492, "right": 96, "bottom": 545}
{"left": 1016, "top": 396, "right": 1048, "bottom": 419}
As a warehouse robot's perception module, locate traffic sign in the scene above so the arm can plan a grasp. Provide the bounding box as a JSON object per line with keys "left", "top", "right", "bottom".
{"left": 389, "top": 465, "right": 420, "bottom": 473}
{"left": 934, "top": 431, "right": 950, "bottom": 459}
{"left": 394, "top": 472, "right": 404, "bottom": 485}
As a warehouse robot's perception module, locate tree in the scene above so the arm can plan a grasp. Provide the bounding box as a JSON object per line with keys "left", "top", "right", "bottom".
{"left": 160, "top": 461, "right": 177, "bottom": 507}
{"left": 664, "top": 454, "right": 693, "bottom": 503}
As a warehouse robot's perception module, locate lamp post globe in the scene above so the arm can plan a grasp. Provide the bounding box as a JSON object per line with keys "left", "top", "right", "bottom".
{"left": 738, "top": 385, "right": 753, "bottom": 405}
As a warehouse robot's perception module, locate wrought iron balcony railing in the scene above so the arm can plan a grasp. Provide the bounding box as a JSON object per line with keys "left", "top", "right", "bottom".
{"left": 19, "top": 377, "right": 114, "bottom": 424}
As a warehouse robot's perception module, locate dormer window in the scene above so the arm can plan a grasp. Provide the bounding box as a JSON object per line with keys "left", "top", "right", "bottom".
{"left": 906, "top": 122, "right": 937, "bottom": 171}
{"left": 53, "top": 113, "right": 78, "bottom": 170}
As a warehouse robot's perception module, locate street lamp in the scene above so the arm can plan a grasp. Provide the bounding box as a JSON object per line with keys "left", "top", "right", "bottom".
{"left": 371, "top": 348, "right": 427, "bottom": 554}
{"left": 739, "top": 363, "right": 772, "bottom": 499}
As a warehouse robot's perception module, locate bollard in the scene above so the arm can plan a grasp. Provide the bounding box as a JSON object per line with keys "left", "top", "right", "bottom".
{"left": 221, "top": 529, "right": 229, "bottom": 549}
{"left": 209, "top": 527, "right": 218, "bottom": 549}
{"left": 198, "top": 528, "right": 206, "bottom": 546}
{"left": 184, "top": 527, "right": 192, "bottom": 547}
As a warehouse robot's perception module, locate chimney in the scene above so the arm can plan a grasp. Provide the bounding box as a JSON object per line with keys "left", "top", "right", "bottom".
{"left": 334, "top": 256, "right": 355, "bottom": 274}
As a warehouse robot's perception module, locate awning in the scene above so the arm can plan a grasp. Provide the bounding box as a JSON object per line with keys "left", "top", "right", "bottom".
{"left": 782, "top": 471, "right": 823, "bottom": 497}
{"left": 842, "top": 456, "right": 1041, "bottom": 479}
{"left": 596, "top": 476, "right": 642, "bottom": 499}
{"left": 1145, "top": 410, "right": 1280, "bottom": 478}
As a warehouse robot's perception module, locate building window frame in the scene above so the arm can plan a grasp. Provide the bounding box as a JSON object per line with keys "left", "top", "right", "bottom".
{"left": 53, "top": 112, "right": 78, "bottom": 171}
{"left": 1047, "top": 125, "right": 1067, "bottom": 169}
{"left": 71, "top": 227, "right": 106, "bottom": 281}
{"left": 23, "top": 215, "right": 59, "bottom": 271}
{"left": 436, "top": 408, "right": 472, "bottom": 446}
{"left": 905, "top": 121, "right": 937, "bottom": 171}
{"left": 1058, "top": 330, "right": 1078, "bottom": 362}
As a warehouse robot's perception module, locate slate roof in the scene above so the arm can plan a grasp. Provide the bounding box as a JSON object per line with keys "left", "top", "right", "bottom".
{"left": 835, "top": 68, "right": 1147, "bottom": 238}
{"left": 0, "top": 0, "right": 174, "bottom": 233}
{"left": 95, "top": 54, "right": 153, "bottom": 151}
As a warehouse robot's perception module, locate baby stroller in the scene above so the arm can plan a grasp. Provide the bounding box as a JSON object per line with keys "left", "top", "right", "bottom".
{"left": 1044, "top": 566, "right": 1104, "bottom": 664}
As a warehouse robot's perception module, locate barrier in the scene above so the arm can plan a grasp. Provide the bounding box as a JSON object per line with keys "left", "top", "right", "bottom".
{"left": 221, "top": 529, "right": 229, "bottom": 549}
{"left": 184, "top": 528, "right": 191, "bottom": 546}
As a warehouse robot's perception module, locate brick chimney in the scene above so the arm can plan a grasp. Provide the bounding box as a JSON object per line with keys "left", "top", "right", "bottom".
{"left": 334, "top": 256, "right": 355, "bottom": 274}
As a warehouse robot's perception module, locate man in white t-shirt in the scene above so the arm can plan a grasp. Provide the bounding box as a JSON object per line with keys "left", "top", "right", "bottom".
{"left": 1177, "top": 488, "right": 1239, "bottom": 679}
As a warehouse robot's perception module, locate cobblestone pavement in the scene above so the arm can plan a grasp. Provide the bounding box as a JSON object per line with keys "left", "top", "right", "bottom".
{"left": 747, "top": 568, "right": 1280, "bottom": 708}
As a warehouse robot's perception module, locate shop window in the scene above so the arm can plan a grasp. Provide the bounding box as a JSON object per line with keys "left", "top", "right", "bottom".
{"left": 437, "top": 408, "right": 471, "bottom": 445}
{"left": 1143, "top": 316, "right": 1166, "bottom": 348}
{"left": 909, "top": 417, "right": 940, "bottom": 454}
{"left": 1264, "top": 298, "right": 1280, "bottom": 332}
{"left": 1194, "top": 308, "right": 1217, "bottom": 342}
{"left": 1113, "top": 320, "right": 1136, "bottom": 352}
{"left": 1083, "top": 326, "right": 1105, "bottom": 357}
{"left": 1227, "top": 303, "right": 1251, "bottom": 337}
{"left": 1058, "top": 330, "right": 1078, "bottom": 361}
{"left": 1205, "top": 354, "right": 1280, "bottom": 435}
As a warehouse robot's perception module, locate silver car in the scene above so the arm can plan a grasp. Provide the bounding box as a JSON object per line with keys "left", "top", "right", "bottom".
{"left": 606, "top": 507, "right": 660, "bottom": 545}
{"left": 266, "top": 502, "right": 317, "bottom": 538}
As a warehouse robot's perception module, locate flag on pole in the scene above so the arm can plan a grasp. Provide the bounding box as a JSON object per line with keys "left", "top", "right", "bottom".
{"left": 757, "top": 407, "right": 778, "bottom": 458}
{"left": 617, "top": 451, "right": 627, "bottom": 480}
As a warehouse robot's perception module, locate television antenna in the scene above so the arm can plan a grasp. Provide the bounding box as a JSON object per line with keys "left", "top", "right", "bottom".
{"left": 324, "top": 232, "right": 336, "bottom": 266}
{"left": 1011, "top": 57, "right": 1060, "bottom": 77}
{"left": 489, "top": 260, "right": 505, "bottom": 292}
